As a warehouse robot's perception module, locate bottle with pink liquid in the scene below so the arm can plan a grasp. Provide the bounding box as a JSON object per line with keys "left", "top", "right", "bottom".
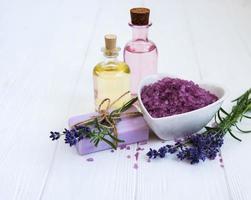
{"left": 124, "top": 7, "right": 158, "bottom": 95}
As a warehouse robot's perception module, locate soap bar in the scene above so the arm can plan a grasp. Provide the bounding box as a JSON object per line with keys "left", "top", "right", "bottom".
{"left": 68, "top": 108, "right": 149, "bottom": 155}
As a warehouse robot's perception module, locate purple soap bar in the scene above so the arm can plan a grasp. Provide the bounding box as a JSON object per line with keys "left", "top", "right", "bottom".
{"left": 68, "top": 108, "right": 149, "bottom": 155}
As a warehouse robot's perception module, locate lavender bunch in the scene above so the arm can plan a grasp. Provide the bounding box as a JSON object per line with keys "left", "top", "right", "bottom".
{"left": 147, "top": 88, "right": 251, "bottom": 164}
{"left": 50, "top": 96, "right": 139, "bottom": 149}
{"left": 50, "top": 124, "right": 123, "bottom": 149}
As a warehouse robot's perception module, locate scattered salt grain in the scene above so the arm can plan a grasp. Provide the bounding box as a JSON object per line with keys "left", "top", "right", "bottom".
{"left": 86, "top": 158, "right": 94, "bottom": 162}
{"left": 135, "top": 152, "right": 139, "bottom": 161}
{"left": 119, "top": 144, "right": 127, "bottom": 150}
{"left": 133, "top": 163, "right": 138, "bottom": 170}
{"left": 141, "top": 77, "right": 218, "bottom": 118}
{"left": 136, "top": 147, "right": 144, "bottom": 151}
{"left": 218, "top": 153, "right": 224, "bottom": 168}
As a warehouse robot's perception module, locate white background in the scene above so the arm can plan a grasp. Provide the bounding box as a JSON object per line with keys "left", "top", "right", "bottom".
{"left": 0, "top": 0, "right": 251, "bottom": 199}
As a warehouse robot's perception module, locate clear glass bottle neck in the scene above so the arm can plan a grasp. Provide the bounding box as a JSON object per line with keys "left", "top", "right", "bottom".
{"left": 130, "top": 23, "right": 152, "bottom": 41}
{"left": 101, "top": 47, "right": 120, "bottom": 63}
{"left": 103, "top": 54, "right": 118, "bottom": 63}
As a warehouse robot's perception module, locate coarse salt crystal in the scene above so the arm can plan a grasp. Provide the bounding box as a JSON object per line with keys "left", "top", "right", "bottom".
{"left": 141, "top": 77, "right": 218, "bottom": 118}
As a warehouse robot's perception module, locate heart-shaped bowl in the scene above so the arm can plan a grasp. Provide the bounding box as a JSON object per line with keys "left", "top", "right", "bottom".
{"left": 138, "top": 74, "right": 227, "bottom": 140}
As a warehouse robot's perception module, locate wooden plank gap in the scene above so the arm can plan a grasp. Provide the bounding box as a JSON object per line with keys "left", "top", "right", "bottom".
{"left": 38, "top": 2, "right": 103, "bottom": 200}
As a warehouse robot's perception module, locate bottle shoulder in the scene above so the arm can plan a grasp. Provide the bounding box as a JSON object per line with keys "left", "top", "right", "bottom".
{"left": 125, "top": 39, "right": 157, "bottom": 46}
{"left": 93, "top": 61, "right": 130, "bottom": 75}
{"left": 124, "top": 39, "right": 157, "bottom": 53}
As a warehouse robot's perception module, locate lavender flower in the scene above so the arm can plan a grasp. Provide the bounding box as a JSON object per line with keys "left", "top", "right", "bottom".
{"left": 64, "top": 129, "right": 78, "bottom": 146}
{"left": 75, "top": 125, "right": 91, "bottom": 132}
{"left": 75, "top": 125, "right": 91, "bottom": 141}
{"left": 50, "top": 125, "right": 92, "bottom": 147}
{"left": 50, "top": 132, "right": 60, "bottom": 140}
{"left": 146, "top": 149, "right": 159, "bottom": 159}
{"left": 147, "top": 131, "right": 224, "bottom": 164}
{"left": 158, "top": 147, "right": 168, "bottom": 158}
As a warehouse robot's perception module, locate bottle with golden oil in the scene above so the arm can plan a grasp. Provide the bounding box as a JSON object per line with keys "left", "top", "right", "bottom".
{"left": 93, "top": 34, "right": 131, "bottom": 110}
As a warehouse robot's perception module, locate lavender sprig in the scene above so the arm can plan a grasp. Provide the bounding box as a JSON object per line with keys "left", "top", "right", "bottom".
{"left": 50, "top": 96, "right": 139, "bottom": 149}
{"left": 147, "top": 88, "right": 251, "bottom": 164}
{"left": 50, "top": 124, "right": 124, "bottom": 149}
{"left": 50, "top": 126, "right": 92, "bottom": 147}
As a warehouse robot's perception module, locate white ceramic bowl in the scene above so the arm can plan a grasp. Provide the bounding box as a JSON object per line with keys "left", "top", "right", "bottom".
{"left": 138, "top": 74, "right": 227, "bottom": 140}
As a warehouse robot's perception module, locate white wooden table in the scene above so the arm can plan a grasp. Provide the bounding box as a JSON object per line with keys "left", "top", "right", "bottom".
{"left": 1, "top": 0, "right": 251, "bottom": 199}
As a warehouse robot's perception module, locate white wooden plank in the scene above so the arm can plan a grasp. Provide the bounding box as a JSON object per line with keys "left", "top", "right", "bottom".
{"left": 225, "top": 0, "right": 251, "bottom": 57}
{"left": 182, "top": 0, "right": 251, "bottom": 91}
{"left": 222, "top": 1, "right": 251, "bottom": 198}
{"left": 0, "top": 0, "right": 100, "bottom": 199}
{"left": 182, "top": 0, "right": 251, "bottom": 200}
{"left": 147, "top": 0, "right": 202, "bottom": 79}
{"left": 1, "top": 0, "right": 250, "bottom": 199}
{"left": 41, "top": 0, "right": 144, "bottom": 200}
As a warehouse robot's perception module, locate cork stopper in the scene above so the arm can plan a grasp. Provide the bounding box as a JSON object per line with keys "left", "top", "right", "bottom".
{"left": 105, "top": 34, "right": 117, "bottom": 50}
{"left": 103, "top": 34, "right": 120, "bottom": 56}
{"left": 130, "top": 7, "right": 150, "bottom": 26}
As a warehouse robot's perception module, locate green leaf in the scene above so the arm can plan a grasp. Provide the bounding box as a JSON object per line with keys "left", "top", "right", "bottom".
{"left": 235, "top": 125, "right": 251, "bottom": 133}
{"left": 242, "top": 115, "right": 251, "bottom": 119}
{"left": 94, "top": 118, "right": 101, "bottom": 131}
{"left": 220, "top": 108, "right": 230, "bottom": 116}
{"left": 232, "top": 97, "right": 241, "bottom": 102}
{"left": 205, "top": 126, "right": 218, "bottom": 132}
{"left": 246, "top": 104, "right": 251, "bottom": 112}
{"left": 94, "top": 139, "right": 100, "bottom": 147}
{"left": 119, "top": 97, "right": 138, "bottom": 113}
{"left": 232, "top": 89, "right": 251, "bottom": 103}
{"left": 205, "top": 126, "right": 213, "bottom": 131}
{"left": 101, "top": 137, "right": 117, "bottom": 149}
{"left": 228, "top": 129, "right": 242, "bottom": 142}
{"left": 217, "top": 110, "right": 223, "bottom": 122}
{"left": 108, "top": 132, "right": 125, "bottom": 143}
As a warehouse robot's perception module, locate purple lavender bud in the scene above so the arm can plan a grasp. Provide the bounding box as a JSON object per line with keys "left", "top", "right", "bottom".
{"left": 49, "top": 131, "right": 60, "bottom": 141}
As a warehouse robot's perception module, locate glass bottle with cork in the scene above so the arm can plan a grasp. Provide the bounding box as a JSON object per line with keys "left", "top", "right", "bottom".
{"left": 93, "top": 34, "right": 131, "bottom": 110}
{"left": 124, "top": 7, "right": 158, "bottom": 96}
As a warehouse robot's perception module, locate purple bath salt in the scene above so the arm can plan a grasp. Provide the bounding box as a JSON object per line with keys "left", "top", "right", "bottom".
{"left": 135, "top": 152, "right": 139, "bottom": 161}
{"left": 86, "top": 158, "right": 94, "bottom": 162}
{"left": 126, "top": 146, "right": 131, "bottom": 150}
{"left": 136, "top": 147, "right": 144, "bottom": 151}
{"left": 120, "top": 144, "right": 127, "bottom": 150}
{"left": 133, "top": 163, "right": 138, "bottom": 170}
{"left": 141, "top": 77, "right": 218, "bottom": 118}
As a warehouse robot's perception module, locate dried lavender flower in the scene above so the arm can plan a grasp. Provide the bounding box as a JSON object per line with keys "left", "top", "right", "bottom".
{"left": 49, "top": 131, "right": 60, "bottom": 140}
{"left": 147, "top": 132, "right": 224, "bottom": 164}
{"left": 50, "top": 96, "right": 138, "bottom": 149}
{"left": 64, "top": 129, "right": 78, "bottom": 146}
